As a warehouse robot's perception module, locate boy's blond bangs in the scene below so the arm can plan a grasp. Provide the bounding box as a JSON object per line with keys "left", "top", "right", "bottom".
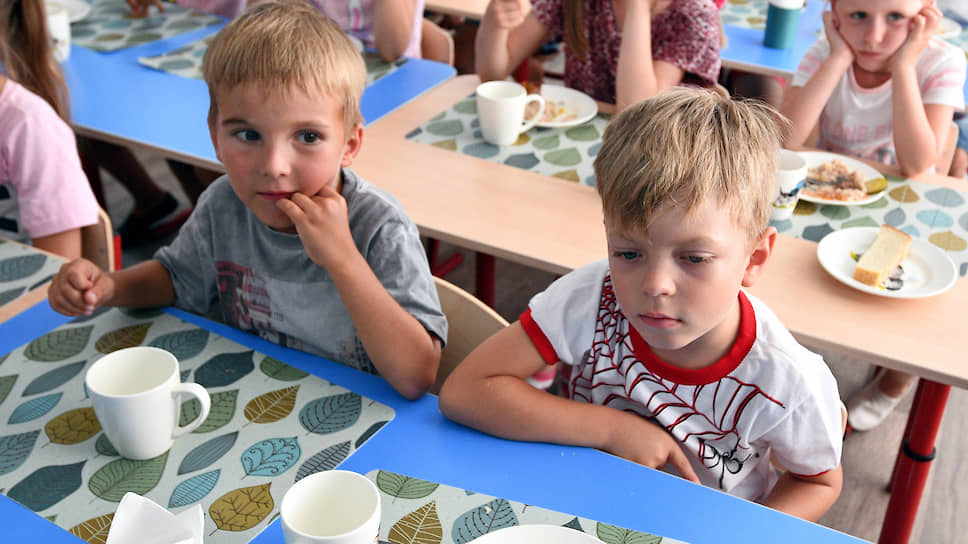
{"left": 594, "top": 87, "right": 789, "bottom": 247}
{"left": 202, "top": 0, "right": 365, "bottom": 131}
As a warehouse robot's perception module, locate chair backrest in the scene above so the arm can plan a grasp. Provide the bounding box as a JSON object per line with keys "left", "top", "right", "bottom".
{"left": 81, "top": 207, "right": 118, "bottom": 271}
{"left": 432, "top": 276, "right": 508, "bottom": 393}
{"left": 421, "top": 18, "right": 455, "bottom": 66}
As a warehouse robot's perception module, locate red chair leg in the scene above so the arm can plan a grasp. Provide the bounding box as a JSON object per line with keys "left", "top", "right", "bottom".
{"left": 475, "top": 253, "right": 495, "bottom": 308}
{"left": 428, "top": 238, "right": 464, "bottom": 277}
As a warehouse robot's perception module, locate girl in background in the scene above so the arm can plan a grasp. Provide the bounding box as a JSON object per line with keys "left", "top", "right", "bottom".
{"left": 475, "top": 0, "right": 721, "bottom": 110}
{"left": 780, "top": 0, "right": 965, "bottom": 431}
{"left": 0, "top": 0, "right": 98, "bottom": 258}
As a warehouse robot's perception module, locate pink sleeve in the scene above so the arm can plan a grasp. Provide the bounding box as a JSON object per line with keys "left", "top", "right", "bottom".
{"left": 4, "top": 101, "right": 98, "bottom": 239}
{"left": 652, "top": 0, "right": 722, "bottom": 85}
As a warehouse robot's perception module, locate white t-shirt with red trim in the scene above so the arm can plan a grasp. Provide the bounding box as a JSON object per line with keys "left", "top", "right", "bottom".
{"left": 520, "top": 260, "right": 843, "bottom": 501}
{"left": 791, "top": 36, "right": 966, "bottom": 166}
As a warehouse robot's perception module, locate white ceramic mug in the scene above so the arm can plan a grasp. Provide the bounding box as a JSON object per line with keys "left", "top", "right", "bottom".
{"left": 281, "top": 470, "right": 381, "bottom": 544}
{"left": 86, "top": 346, "right": 211, "bottom": 460}
{"left": 476, "top": 81, "right": 545, "bottom": 146}
{"left": 771, "top": 149, "right": 807, "bottom": 221}
{"left": 46, "top": 2, "right": 71, "bottom": 62}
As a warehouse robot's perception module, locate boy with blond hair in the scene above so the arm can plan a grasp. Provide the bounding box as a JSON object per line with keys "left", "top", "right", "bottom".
{"left": 439, "top": 87, "right": 843, "bottom": 520}
{"left": 49, "top": 0, "right": 446, "bottom": 400}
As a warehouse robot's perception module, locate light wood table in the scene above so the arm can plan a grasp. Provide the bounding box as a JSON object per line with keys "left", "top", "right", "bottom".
{"left": 355, "top": 74, "right": 967, "bottom": 544}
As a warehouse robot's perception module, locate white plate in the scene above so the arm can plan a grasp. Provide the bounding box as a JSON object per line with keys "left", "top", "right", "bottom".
{"left": 48, "top": 0, "right": 91, "bottom": 23}
{"left": 470, "top": 525, "right": 603, "bottom": 544}
{"left": 535, "top": 85, "right": 598, "bottom": 129}
{"left": 816, "top": 227, "right": 958, "bottom": 299}
{"left": 940, "top": 17, "right": 962, "bottom": 38}
{"left": 797, "top": 151, "right": 888, "bottom": 206}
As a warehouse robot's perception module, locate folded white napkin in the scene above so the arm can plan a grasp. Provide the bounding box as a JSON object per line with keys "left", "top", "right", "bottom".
{"left": 106, "top": 492, "right": 204, "bottom": 544}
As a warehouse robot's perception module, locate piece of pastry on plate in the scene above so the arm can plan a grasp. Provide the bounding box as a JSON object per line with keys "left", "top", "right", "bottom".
{"left": 853, "top": 225, "right": 912, "bottom": 286}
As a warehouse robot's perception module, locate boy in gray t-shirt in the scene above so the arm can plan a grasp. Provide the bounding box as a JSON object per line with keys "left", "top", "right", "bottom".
{"left": 48, "top": 0, "right": 446, "bottom": 399}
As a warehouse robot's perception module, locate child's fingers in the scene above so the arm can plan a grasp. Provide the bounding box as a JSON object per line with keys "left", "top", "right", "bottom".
{"left": 668, "top": 447, "right": 701, "bottom": 484}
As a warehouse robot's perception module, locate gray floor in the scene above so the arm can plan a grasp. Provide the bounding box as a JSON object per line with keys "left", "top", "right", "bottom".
{"left": 103, "top": 149, "right": 964, "bottom": 543}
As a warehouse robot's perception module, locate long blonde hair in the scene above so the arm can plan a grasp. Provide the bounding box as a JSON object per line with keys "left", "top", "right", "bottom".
{"left": 0, "top": 0, "right": 69, "bottom": 120}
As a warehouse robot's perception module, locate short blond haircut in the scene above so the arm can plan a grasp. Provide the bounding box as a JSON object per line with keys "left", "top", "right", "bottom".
{"left": 202, "top": 0, "right": 365, "bottom": 131}
{"left": 595, "top": 87, "right": 788, "bottom": 247}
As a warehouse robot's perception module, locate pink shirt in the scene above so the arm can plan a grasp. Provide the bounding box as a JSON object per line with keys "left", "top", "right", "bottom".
{"left": 0, "top": 81, "right": 98, "bottom": 243}
{"left": 532, "top": 0, "right": 722, "bottom": 103}
{"left": 177, "top": 0, "right": 425, "bottom": 58}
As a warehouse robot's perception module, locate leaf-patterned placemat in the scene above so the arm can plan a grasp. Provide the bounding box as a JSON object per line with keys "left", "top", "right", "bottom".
{"left": 70, "top": 0, "right": 221, "bottom": 52}
{"left": 405, "top": 92, "right": 609, "bottom": 187}
{"left": 138, "top": 39, "right": 406, "bottom": 86}
{"left": 776, "top": 178, "right": 968, "bottom": 276}
{"left": 0, "top": 239, "right": 64, "bottom": 309}
{"left": 0, "top": 308, "right": 394, "bottom": 544}
{"left": 719, "top": 0, "right": 769, "bottom": 30}
{"left": 369, "top": 469, "right": 690, "bottom": 544}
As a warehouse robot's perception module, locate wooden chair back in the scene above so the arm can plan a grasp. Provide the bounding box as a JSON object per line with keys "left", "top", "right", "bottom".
{"left": 421, "top": 18, "right": 455, "bottom": 66}
{"left": 81, "top": 207, "right": 119, "bottom": 271}
{"left": 432, "top": 276, "right": 508, "bottom": 393}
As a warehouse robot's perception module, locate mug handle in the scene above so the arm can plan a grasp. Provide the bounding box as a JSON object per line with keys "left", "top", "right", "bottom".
{"left": 520, "top": 94, "right": 545, "bottom": 134}
{"left": 171, "top": 383, "right": 211, "bottom": 437}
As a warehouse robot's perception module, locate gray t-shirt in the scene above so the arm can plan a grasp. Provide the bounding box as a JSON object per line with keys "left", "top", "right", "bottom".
{"left": 155, "top": 169, "right": 447, "bottom": 374}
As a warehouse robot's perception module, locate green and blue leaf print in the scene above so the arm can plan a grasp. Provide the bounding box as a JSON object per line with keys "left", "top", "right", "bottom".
{"left": 195, "top": 351, "right": 254, "bottom": 387}
{"left": 169, "top": 469, "right": 221, "bottom": 508}
{"left": 452, "top": 498, "right": 519, "bottom": 543}
{"left": 8, "top": 460, "right": 86, "bottom": 511}
{"left": 259, "top": 357, "right": 308, "bottom": 381}
{"left": 596, "top": 522, "right": 663, "bottom": 544}
{"left": 355, "top": 420, "right": 388, "bottom": 448}
{"left": 0, "top": 430, "right": 41, "bottom": 475}
{"left": 21, "top": 361, "right": 86, "bottom": 396}
{"left": 241, "top": 437, "right": 301, "bottom": 477}
{"left": 8, "top": 392, "right": 62, "bottom": 424}
{"left": 0, "top": 286, "right": 26, "bottom": 306}
{"left": 88, "top": 452, "right": 169, "bottom": 502}
{"left": 149, "top": 329, "right": 210, "bottom": 361}
{"left": 294, "top": 441, "right": 351, "bottom": 481}
{"left": 178, "top": 432, "right": 239, "bottom": 475}
{"left": 299, "top": 392, "right": 362, "bottom": 434}
{"left": 181, "top": 389, "right": 239, "bottom": 433}
{"left": 0, "top": 374, "right": 17, "bottom": 405}
{"left": 0, "top": 254, "right": 46, "bottom": 281}
{"left": 24, "top": 326, "right": 93, "bottom": 362}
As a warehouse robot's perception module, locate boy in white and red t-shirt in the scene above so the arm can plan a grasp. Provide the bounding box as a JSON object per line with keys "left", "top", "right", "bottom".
{"left": 440, "top": 88, "right": 844, "bottom": 522}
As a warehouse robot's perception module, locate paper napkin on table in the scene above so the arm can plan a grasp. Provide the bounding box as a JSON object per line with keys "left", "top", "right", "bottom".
{"left": 106, "top": 492, "right": 204, "bottom": 544}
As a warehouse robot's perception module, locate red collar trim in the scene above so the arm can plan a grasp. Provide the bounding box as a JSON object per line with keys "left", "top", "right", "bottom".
{"left": 628, "top": 291, "right": 756, "bottom": 385}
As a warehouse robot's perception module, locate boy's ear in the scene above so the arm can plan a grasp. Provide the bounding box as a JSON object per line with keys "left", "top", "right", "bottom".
{"left": 208, "top": 117, "right": 222, "bottom": 163}
{"left": 340, "top": 122, "right": 364, "bottom": 167}
{"left": 741, "top": 226, "right": 777, "bottom": 288}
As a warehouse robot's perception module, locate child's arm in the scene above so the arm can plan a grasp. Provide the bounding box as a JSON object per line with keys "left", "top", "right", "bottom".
{"left": 615, "top": 0, "right": 684, "bottom": 111}
{"left": 48, "top": 259, "right": 175, "bottom": 316}
{"left": 475, "top": 0, "right": 552, "bottom": 82}
{"left": 32, "top": 229, "right": 82, "bottom": 260}
{"left": 780, "top": 11, "right": 853, "bottom": 149}
{"left": 278, "top": 186, "right": 440, "bottom": 400}
{"left": 760, "top": 466, "right": 843, "bottom": 522}
{"left": 372, "top": 0, "right": 418, "bottom": 61}
{"left": 890, "top": 4, "right": 952, "bottom": 176}
{"left": 438, "top": 322, "right": 700, "bottom": 482}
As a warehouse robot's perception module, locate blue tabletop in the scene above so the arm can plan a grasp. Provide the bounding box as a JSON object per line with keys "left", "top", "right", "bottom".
{"left": 62, "top": 25, "right": 455, "bottom": 167}
{"left": 0, "top": 302, "right": 866, "bottom": 544}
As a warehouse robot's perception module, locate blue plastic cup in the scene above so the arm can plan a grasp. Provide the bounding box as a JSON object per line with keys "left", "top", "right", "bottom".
{"left": 764, "top": 2, "right": 803, "bottom": 50}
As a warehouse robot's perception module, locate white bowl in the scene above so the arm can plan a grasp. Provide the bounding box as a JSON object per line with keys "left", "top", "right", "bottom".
{"left": 470, "top": 525, "right": 604, "bottom": 544}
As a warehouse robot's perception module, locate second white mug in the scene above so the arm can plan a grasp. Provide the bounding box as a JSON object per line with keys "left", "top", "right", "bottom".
{"left": 771, "top": 149, "right": 807, "bottom": 221}
{"left": 281, "top": 470, "right": 381, "bottom": 544}
{"left": 476, "top": 81, "right": 545, "bottom": 146}
{"left": 85, "top": 346, "right": 211, "bottom": 460}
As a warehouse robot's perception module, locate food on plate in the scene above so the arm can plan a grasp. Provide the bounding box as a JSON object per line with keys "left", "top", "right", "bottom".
{"left": 524, "top": 99, "right": 577, "bottom": 123}
{"left": 803, "top": 159, "right": 869, "bottom": 201}
{"left": 853, "top": 225, "right": 912, "bottom": 287}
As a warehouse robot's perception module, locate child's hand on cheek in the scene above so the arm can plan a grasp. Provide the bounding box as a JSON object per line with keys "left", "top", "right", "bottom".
{"left": 823, "top": 11, "right": 853, "bottom": 63}
{"left": 890, "top": 3, "right": 942, "bottom": 73}
{"left": 276, "top": 185, "right": 357, "bottom": 271}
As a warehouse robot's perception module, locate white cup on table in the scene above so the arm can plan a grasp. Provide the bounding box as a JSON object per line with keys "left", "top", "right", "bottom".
{"left": 85, "top": 346, "right": 211, "bottom": 460}
{"left": 281, "top": 470, "right": 381, "bottom": 544}
{"left": 771, "top": 149, "right": 807, "bottom": 222}
{"left": 45, "top": 2, "right": 71, "bottom": 62}
{"left": 476, "top": 81, "right": 545, "bottom": 146}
